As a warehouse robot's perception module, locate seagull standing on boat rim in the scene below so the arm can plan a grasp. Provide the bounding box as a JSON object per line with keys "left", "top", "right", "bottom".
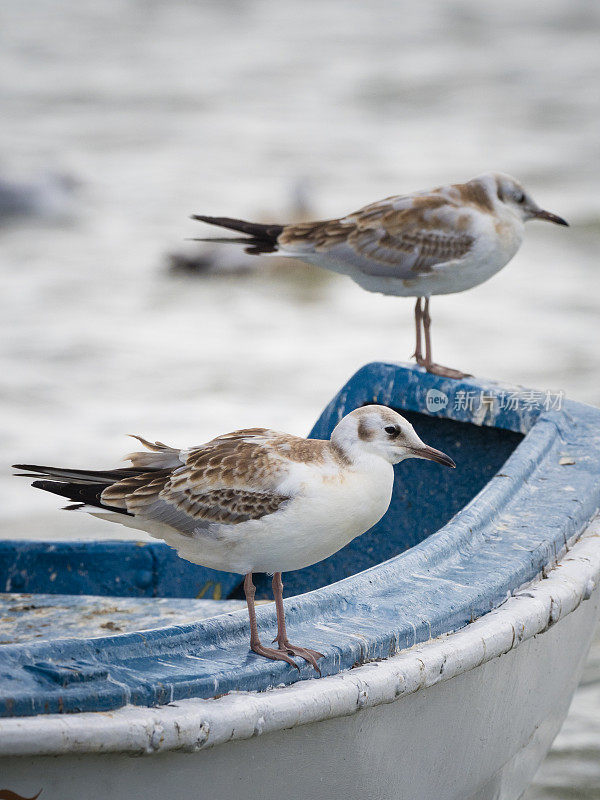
{"left": 192, "top": 172, "right": 568, "bottom": 379}
{"left": 14, "top": 405, "right": 455, "bottom": 671}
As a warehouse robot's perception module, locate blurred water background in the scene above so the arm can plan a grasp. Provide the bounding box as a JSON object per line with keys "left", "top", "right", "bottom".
{"left": 1, "top": 1, "right": 599, "bottom": 795}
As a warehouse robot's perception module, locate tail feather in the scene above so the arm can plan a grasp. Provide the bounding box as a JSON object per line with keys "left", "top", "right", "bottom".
{"left": 14, "top": 435, "right": 181, "bottom": 519}
{"left": 190, "top": 214, "right": 284, "bottom": 255}
{"left": 12, "top": 464, "right": 138, "bottom": 484}
{"left": 30, "top": 479, "right": 132, "bottom": 516}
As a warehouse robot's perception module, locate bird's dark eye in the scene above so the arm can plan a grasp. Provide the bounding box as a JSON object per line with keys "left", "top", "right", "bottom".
{"left": 516, "top": 192, "right": 525, "bottom": 204}
{"left": 385, "top": 425, "right": 399, "bottom": 437}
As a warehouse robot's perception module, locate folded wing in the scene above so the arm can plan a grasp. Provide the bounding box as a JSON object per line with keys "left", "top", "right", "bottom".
{"left": 279, "top": 194, "right": 475, "bottom": 278}
{"left": 101, "top": 429, "right": 292, "bottom": 535}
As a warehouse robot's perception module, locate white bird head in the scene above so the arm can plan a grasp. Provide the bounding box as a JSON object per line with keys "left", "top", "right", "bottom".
{"left": 330, "top": 405, "right": 456, "bottom": 467}
{"left": 483, "top": 172, "right": 569, "bottom": 227}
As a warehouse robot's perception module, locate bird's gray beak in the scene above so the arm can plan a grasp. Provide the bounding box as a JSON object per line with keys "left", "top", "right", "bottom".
{"left": 534, "top": 209, "right": 569, "bottom": 227}
{"left": 411, "top": 445, "right": 456, "bottom": 468}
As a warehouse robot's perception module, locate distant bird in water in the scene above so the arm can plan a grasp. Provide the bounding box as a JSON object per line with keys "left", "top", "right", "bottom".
{"left": 14, "top": 405, "right": 455, "bottom": 671}
{"left": 0, "top": 171, "right": 79, "bottom": 223}
{"left": 192, "top": 173, "right": 568, "bottom": 378}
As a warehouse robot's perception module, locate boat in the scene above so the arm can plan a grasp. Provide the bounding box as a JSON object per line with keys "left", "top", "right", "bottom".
{"left": 1, "top": 361, "right": 599, "bottom": 800}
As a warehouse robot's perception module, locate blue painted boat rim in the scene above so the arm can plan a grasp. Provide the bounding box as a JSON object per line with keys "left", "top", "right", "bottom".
{"left": 2, "top": 362, "right": 600, "bottom": 717}
{"left": 1, "top": 519, "right": 598, "bottom": 757}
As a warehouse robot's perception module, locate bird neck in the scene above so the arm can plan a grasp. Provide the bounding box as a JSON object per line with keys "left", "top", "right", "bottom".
{"left": 329, "top": 437, "right": 393, "bottom": 480}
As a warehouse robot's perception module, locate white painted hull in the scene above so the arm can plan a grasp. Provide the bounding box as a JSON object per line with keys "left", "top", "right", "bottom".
{"left": 2, "top": 523, "right": 599, "bottom": 800}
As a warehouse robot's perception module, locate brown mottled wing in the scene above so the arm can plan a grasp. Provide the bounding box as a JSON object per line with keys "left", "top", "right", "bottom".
{"left": 279, "top": 194, "right": 475, "bottom": 278}
{"left": 101, "top": 429, "right": 292, "bottom": 535}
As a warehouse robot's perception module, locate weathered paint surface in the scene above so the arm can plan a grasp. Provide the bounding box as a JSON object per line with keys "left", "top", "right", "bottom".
{"left": 0, "top": 522, "right": 598, "bottom": 800}
{"left": 0, "top": 595, "right": 247, "bottom": 644}
{"left": 1, "top": 362, "right": 600, "bottom": 717}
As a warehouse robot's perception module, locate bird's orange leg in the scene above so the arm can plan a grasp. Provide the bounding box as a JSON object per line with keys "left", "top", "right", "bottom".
{"left": 272, "top": 572, "right": 323, "bottom": 673}
{"left": 422, "top": 298, "right": 471, "bottom": 380}
{"left": 244, "top": 572, "right": 299, "bottom": 669}
{"left": 412, "top": 297, "right": 425, "bottom": 366}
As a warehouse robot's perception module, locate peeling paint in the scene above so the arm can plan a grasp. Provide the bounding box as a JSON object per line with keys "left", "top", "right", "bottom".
{"left": 0, "top": 595, "right": 246, "bottom": 645}
{"left": 0, "top": 523, "right": 597, "bottom": 758}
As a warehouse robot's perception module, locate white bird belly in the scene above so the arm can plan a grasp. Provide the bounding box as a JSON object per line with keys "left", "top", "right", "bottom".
{"left": 132, "top": 461, "right": 394, "bottom": 576}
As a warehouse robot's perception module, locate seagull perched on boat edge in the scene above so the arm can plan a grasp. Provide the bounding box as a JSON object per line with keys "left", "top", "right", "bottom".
{"left": 14, "top": 405, "right": 455, "bottom": 672}
{"left": 191, "top": 172, "right": 568, "bottom": 379}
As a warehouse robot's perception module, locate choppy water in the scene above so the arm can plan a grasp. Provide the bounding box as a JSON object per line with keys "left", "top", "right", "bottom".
{"left": 1, "top": 1, "right": 599, "bottom": 795}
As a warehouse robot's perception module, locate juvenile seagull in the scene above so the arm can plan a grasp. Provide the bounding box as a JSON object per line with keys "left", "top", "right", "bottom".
{"left": 14, "top": 406, "right": 455, "bottom": 671}
{"left": 192, "top": 173, "right": 568, "bottom": 379}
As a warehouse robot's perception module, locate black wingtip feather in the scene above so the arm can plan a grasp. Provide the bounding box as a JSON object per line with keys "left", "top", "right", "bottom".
{"left": 190, "top": 214, "right": 283, "bottom": 254}
{"left": 13, "top": 463, "right": 145, "bottom": 483}
{"left": 31, "top": 479, "right": 132, "bottom": 516}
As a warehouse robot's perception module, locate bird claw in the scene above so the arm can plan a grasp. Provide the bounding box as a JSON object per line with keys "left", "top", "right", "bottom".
{"left": 414, "top": 356, "right": 470, "bottom": 380}
{"left": 277, "top": 639, "right": 324, "bottom": 674}
{"left": 251, "top": 642, "right": 300, "bottom": 670}
{"left": 425, "top": 363, "right": 472, "bottom": 380}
